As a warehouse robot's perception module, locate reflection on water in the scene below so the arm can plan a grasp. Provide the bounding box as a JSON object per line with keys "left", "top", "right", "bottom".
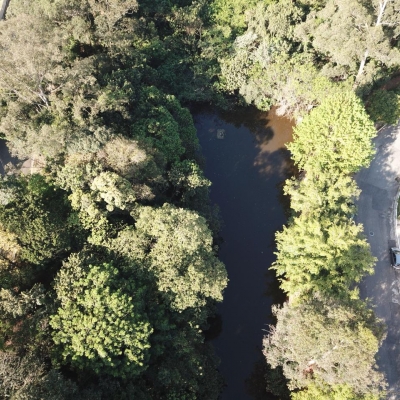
{"left": 194, "top": 106, "right": 294, "bottom": 400}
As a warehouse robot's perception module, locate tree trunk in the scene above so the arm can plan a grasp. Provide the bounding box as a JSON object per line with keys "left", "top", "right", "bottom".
{"left": 355, "top": 49, "right": 369, "bottom": 84}
{"left": 354, "top": 0, "right": 389, "bottom": 85}
{"left": 0, "top": 0, "right": 10, "bottom": 20}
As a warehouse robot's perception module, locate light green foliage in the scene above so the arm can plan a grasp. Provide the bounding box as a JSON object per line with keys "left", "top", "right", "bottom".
{"left": 7, "top": 0, "right": 139, "bottom": 46}
{"left": 55, "top": 149, "right": 156, "bottom": 228}
{"left": 288, "top": 91, "right": 376, "bottom": 175}
{"left": 90, "top": 172, "right": 136, "bottom": 212}
{"left": 55, "top": 156, "right": 104, "bottom": 193}
{"left": 263, "top": 296, "right": 385, "bottom": 396}
{"left": 296, "top": 0, "right": 372, "bottom": 74}
{"left": 270, "top": 62, "right": 347, "bottom": 117}
{"left": 135, "top": 204, "right": 228, "bottom": 310}
{"left": 292, "top": 382, "right": 382, "bottom": 400}
{"left": 50, "top": 253, "right": 152, "bottom": 378}
{"left": 273, "top": 215, "right": 375, "bottom": 298}
{"left": 285, "top": 172, "right": 360, "bottom": 218}
{"left": 221, "top": 51, "right": 344, "bottom": 116}
{"left": 0, "top": 13, "right": 66, "bottom": 109}
{"left": 219, "top": 0, "right": 304, "bottom": 88}
{"left": 367, "top": 89, "right": 400, "bottom": 125}
{"left": 210, "top": 0, "right": 262, "bottom": 37}
{"left": 249, "top": 0, "right": 303, "bottom": 41}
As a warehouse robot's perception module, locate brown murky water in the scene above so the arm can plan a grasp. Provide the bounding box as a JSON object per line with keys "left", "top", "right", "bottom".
{"left": 194, "top": 106, "right": 294, "bottom": 399}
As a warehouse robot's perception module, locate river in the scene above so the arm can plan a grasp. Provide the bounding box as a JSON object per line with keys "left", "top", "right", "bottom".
{"left": 194, "top": 106, "right": 294, "bottom": 399}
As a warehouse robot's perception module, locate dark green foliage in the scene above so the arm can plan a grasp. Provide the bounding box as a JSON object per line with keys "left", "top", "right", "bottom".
{"left": 291, "top": 382, "right": 382, "bottom": 400}
{"left": 168, "top": 159, "right": 211, "bottom": 209}
{"left": 367, "top": 89, "right": 400, "bottom": 125}
{"left": 0, "top": 175, "right": 72, "bottom": 264}
{"left": 0, "top": 283, "right": 50, "bottom": 353}
{"left": 265, "top": 364, "right": 291, "bottom": 399}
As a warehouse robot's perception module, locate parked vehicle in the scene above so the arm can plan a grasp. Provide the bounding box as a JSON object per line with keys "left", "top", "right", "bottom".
{"left": 390, "top": 248, "right": 400, "bottom": 269}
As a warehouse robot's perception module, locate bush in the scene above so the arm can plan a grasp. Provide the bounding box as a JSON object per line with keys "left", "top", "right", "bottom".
{"left": 367, "top": 90, "right": 400, "bottom": 125}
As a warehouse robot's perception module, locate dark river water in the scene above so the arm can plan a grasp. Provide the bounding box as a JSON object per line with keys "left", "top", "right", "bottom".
{"left": 194, "top": 106, "right": 294, "bottom": 399}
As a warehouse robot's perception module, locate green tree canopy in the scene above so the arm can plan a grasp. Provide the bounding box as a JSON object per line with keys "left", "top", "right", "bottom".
{"left": 50, "top": 252, "right": 152, "bottom": 378}
{"left": 295, "top": 0, "right": 400, "bottom": 85}
{"left": 366, "top": 89, "right": 400, "bottom": 125}
{"left": 273, "top": 214, "right": 376, "bottom": 299}
{"left": 0, "top": 175, "right": 74, "bottom": 270}
{"left": 291, "top": 382, "right": 381, "bottom": 400}
{"left": 134, "top": 204, "right": 228, "bottom": 311}
{"left": 216, "top": 0, "right": 346, "bottom": 117}
{"left": 288, "top": 91, "right": 376, "bottom": 175}
{"left": 284, "top": 172, "right": 360, "bottom": 219}
{"left": 263, "top": 296, "right": 385, "bottom": 396}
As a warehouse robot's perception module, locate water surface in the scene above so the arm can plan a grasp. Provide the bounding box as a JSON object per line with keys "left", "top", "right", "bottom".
{"left": 194, "top": 106, "right": 294, "bottom": 399}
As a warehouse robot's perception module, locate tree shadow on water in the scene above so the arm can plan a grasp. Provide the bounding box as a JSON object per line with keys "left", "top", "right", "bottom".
{"left": 245, "top": 354, "right": 290, "bottom": 400}
{"left": 217, "top": 105, "right": 271, "bottom": 135}
{"left": 204, "top": 313, "right": 223, "bottom": 341}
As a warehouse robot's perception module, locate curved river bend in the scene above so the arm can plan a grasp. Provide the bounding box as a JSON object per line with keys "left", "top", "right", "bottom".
{"left": 194, "top": 107, "right": 294, "bottom": 399}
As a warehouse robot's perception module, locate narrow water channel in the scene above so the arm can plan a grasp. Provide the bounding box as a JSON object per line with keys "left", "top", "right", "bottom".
{"left": 194, "top": 106, "right": 294, "bottom": 399}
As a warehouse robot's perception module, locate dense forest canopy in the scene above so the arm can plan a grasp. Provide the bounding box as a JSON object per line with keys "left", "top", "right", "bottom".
{"left": 0, "top": 0, "right": 398, "bottom": 398}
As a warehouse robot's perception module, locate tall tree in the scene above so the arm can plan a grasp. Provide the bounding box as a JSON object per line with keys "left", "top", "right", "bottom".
{"left": 284, "top": 172, "right": 360, "bottom": 219}
{"left": 0, "top": 175, "right": 74, "bottom": 269}
{"left": 273, "top": 214, "right": 375, "bottom": 299}
{"left": 134, "top": 204, "right": 228, "bottom": 311}
{"left": 50, "top": 252, "right": 153, "bottom": 378}
{"left": 263, "top": 296, "right": 385, "bottom": 396}
{"left": 288, "top": 91, "right": 376, "bottom": 175}
{"left": 295, "top": 0, "right": 400, "bottom": 85}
